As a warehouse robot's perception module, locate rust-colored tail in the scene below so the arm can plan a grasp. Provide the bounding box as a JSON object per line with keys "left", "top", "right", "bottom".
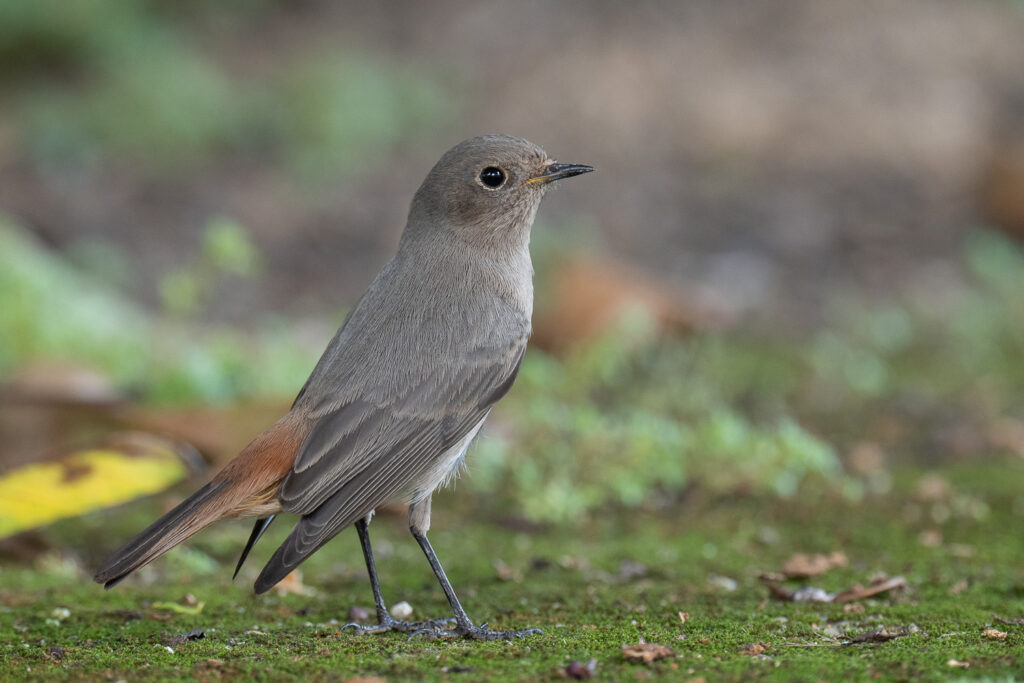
{"left": 94, "top": 414, "right": 305, "bottom": 589}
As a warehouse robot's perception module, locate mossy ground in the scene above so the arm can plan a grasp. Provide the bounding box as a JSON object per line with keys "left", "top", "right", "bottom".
{"left": 2, "top": 460, "right": 1022, "bottom": 681}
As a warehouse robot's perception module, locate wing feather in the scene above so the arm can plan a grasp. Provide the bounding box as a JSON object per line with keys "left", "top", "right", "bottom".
{"left": 253, "top": 342, "right": 525, "bottom": 593}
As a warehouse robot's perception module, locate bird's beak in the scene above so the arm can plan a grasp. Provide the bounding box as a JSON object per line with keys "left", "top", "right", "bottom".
{"left": 525, "top": 162, "right": 595, "bottom": 186}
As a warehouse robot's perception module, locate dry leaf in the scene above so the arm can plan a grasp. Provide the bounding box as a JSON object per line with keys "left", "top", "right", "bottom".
{"left": 845, "top": 625, "right": 917, "bottom": 644}
{"left": 947, "top": 659, "right": 970, "bottom": 668}
{"left": 274, "top": 570, "right": 313, "bottom": 597}
{"left": 780, "top": 551, "right": 848, "bottom": 579}
{"left": 832, "top": 576, "right": 907, "bottom": 603}
{"left": 737, "top": 642, "right": 769, "bottom": 655}
{"left": 982, "top": 629, "right": 1008, "bottom": 640}
{"left": 843, "top": 603, "right": 865, "bottom": 614}
{"left": 0, "top": 433, "right": 191, "bottom": 538}
{"left": 993, "top": 615, "right": 1024, "bottom": 626}
{"left": 948, "top": 579, "right": 968, "bottom": 595}
{"left": 678, "top": 612, "right": 690, "bottom": 625}
{"left": 622, "top": 642, "right": 675, "bottom": 664}
{"left": 531, "top": 256, "right": 733, "bottom": 354}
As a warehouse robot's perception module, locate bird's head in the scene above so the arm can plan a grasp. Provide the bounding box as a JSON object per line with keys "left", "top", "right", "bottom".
{"left": 406, "top": 134, "right": 593, "bottom": 250}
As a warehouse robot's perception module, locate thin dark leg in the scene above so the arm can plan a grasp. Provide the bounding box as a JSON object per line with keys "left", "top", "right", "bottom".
{"left": 356, "top": 518, "right": 390, "bottom": 624}
{"left": 410, "top": 528, "right": 542, "bottom": 641}
{"left": 341, "top": 518, "right": 454, "bottom": 635}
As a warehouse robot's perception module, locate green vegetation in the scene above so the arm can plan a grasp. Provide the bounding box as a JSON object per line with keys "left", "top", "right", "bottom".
{"left": 1, "top": 1, "right": 451, "bottom": 179}
{"left": 4, "top": 219, "right": 1024, "bottom": 520}
{"left": 2, "top": 220, "right": 1023, "bottom": 679}
{"left": 2, "top": 459, "right": 1022, "bottom": 681}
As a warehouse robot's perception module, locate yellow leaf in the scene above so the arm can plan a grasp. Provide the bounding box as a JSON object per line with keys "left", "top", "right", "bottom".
{"left": 0, "top": 437, "right": 188, "bottom": 538}
{"left": 152, "top": 601, "right": 206, "bottom": 615}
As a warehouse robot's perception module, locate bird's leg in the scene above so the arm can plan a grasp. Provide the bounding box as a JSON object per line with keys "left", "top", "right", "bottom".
{"left": 341, "top": 514, "right": 453, "bottom": 635}
{"left": 406, "top": 499, "right": 542, "bottom": 641}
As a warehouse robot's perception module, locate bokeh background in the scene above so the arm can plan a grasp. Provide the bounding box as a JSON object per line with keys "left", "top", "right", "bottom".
{"left": 2, "top": 2, "right": 1024, "bottom": 677}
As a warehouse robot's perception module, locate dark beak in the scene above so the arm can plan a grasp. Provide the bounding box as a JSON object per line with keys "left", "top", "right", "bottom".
{"left": 526, "top": 162, "right": 595, "bottom": 186}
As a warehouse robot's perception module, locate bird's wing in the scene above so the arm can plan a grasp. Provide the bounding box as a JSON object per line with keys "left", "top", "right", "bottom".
{"left": 253, "top": 340, "right": 525, "bottom": 593}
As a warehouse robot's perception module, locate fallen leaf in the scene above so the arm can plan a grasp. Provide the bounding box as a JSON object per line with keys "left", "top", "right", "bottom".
{"left": 982, "top": 629, "right": 1008, "bottom": 640}
{"left": 948, "top": 579, "right": 968, "bottom": 595}
{"left": 274, "top": 570, "right": 314, "bottom": 597}
{"left": 780, "top": 551, "right": 848, "bottom": 579}
{"left": 737, "top": 642, "right": 769, "bottom": 655}
{"left": 843, "top": 603, "right": 865, "bottom": 614}
{"left": 152, "top": 600, "right": 205, "bottom": 616}
{"left": 832, "top": 575, "right": 907, "bottom": 604}
{"left": 0, "top": 433, "right": 191, "bottom": 538}
{"left": 844, "top": 625, "right": 918, "bottom": 645}
{"left": 993, "top": 615, "right": 1024, "bottom": 626}
{"left": 532, "top": 256, "right": 732, "bottom": 354}
{"left": 622, "top": 642, "right": 675, "bottom": 664}
{"left": 947, "top": 659, "right": 970, "bottom": 668}
{"left": 678, "top": 612, "right": 689, "bottom": 625}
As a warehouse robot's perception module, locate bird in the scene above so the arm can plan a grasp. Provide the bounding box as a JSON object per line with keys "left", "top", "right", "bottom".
{"left": 93, "top": 134, "right": 593, "bottom": 640}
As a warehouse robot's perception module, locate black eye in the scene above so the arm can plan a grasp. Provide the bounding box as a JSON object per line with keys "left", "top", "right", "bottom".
{"left": 479, "top": 166, "right": 506, "bottom": 189}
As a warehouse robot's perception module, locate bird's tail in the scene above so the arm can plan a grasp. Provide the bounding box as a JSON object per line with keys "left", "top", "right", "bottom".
{"left": 93, "top": 480, "right": 230, "bottom": 588}
{"left": 93, "top": 414, "right": 306, "bottom": 589}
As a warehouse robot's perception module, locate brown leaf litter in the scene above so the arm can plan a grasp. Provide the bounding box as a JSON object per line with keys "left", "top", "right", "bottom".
{"left": 779, "top": 551, "right": 848, "bottom": 579}
{"left": 622, "top": 642, "right": 675, "bottom": 664}
{"left": 760, "top": 570, "right": 907, "bottom": 604}
{"left": 844, "top": 624, "right": 920, "bottom": 645}
{"left": 737, "top": 642, "right": 770, "bottom": 656}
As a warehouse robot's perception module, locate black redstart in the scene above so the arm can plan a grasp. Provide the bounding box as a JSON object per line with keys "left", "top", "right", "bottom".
{"left": 94, "top": 134, "right": 593, "bottom": 640}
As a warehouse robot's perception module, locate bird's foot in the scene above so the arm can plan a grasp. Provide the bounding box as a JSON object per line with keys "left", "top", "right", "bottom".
{"left": 341, "top": 614, "right": 455, "bottom": 635}
{"left": 408, "top": 621, "right": 543, "bottom": 641}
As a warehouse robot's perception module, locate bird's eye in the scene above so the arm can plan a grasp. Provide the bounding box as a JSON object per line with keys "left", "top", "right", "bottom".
{"left": 479, "top": 166, "right": 506, "bottom": 189}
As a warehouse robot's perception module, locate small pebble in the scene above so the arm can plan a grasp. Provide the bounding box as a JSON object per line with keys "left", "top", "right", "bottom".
{"left": 347, "top": 606, "right": 369, "bottom": 622}
{"left": 390, "top": 601, "right": 413, "bottom": 620}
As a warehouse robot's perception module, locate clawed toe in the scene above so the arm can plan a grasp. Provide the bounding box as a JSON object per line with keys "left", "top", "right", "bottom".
{"left": 407, "top": 623, "right": 543, "bottom": 641}
{"left": 341, "top": 616, "right": 457, "bottom": 636}
{"left": 340, "top": 621, "right": 391, "bottom": 635}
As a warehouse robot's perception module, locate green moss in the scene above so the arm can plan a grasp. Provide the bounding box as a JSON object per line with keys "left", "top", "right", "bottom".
{"left": 3, "top": 460, "right": 1022, "bottom": 681}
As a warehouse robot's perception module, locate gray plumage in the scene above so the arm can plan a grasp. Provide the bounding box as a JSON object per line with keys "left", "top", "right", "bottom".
{"left": 96, "top": 134, "right": 592, "bottom": 640}
{"left": 254, "top": 135, "right": 573, "bottom": 592}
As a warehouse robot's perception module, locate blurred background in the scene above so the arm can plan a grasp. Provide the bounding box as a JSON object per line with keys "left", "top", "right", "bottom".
{"left": 2, "top": 0, "right": 1024, "bottom": 603}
